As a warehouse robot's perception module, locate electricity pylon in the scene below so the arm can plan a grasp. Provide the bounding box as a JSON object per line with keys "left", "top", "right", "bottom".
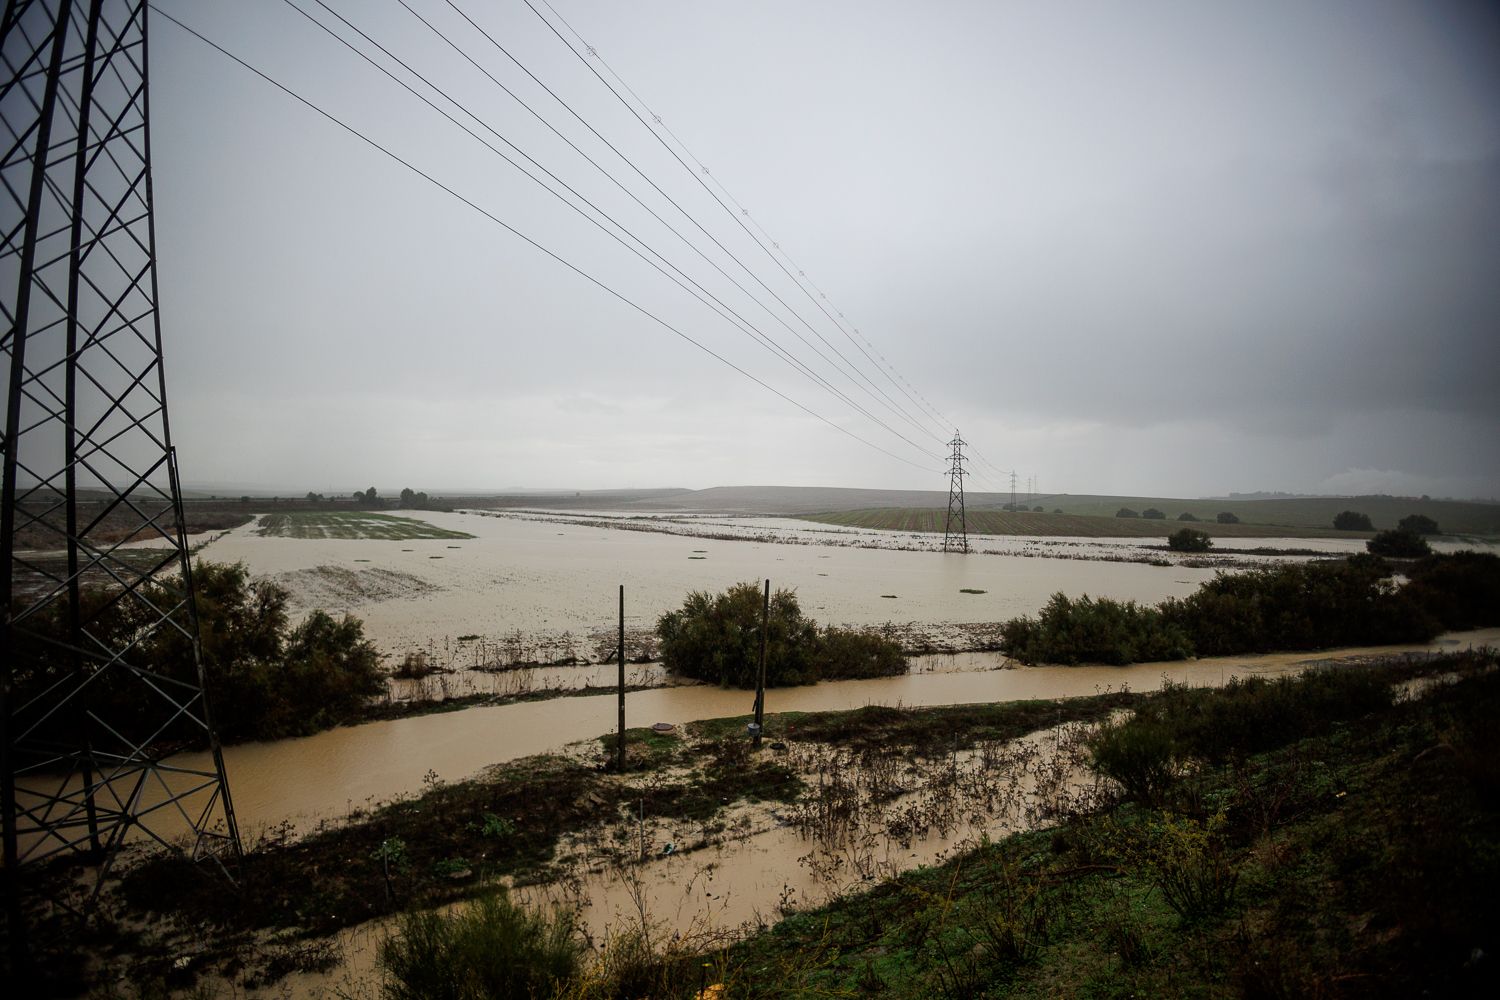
{"left": 2, "top": 0, "right": 240, "bottom": 954}
{"left": 942, "top": 431, "right": 968, "bottom": 553}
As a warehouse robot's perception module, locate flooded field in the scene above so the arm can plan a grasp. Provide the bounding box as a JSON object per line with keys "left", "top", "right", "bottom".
{"left": 190, "top": 507, "right": 1401, "bottom": 662}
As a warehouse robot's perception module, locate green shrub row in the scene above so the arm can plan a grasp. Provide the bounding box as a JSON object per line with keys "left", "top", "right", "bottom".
{"left": 1002, "top": 552, "right": 1499, "bottom": 665}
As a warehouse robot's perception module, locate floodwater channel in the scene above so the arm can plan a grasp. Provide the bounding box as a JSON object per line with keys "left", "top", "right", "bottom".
{"left": 176, "top": 628, "right": 1499, "bottom": 840}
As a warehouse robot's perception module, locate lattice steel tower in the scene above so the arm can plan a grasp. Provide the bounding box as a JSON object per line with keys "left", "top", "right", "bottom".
{"left": 2, "top": 0, "right": 240, "bottom": 942}
{"left": 942, "top": 431, "right": 967, "bottom": 553}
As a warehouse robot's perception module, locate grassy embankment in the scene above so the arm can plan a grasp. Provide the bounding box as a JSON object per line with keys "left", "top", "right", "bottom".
{"left": 714, "top": 651, "right": 1500, "bottom": 998}
{"left": 255, "top": 510, "right": 474, "bottom": 540}
{"left": 801, "top": 494, "right": 1500, "bottom": 539}
{"left": 361, "top": 652, "right": 1499, "bottom": 998}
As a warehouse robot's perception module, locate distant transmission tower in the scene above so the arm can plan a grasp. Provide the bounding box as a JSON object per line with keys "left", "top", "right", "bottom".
{"left": 943, "top": 431, "right": 968, "bottom": 553}
{"left": 1009, "top": 470, "right": 1018, "bottom": 512}
{"left": 2, "top": 0, "right": 240, "bottom": 947}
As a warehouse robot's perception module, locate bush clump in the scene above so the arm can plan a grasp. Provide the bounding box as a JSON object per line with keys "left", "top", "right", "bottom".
{"left": 1398, "top": 513, "right": 1439, "bottom": 535}
{"left": 1143, "top": 670, "right": 1393, "bottom": 764}
{"left": 997, "top": 552, "right": 1496, "bottom": 665}
{"left": 379, "top": 887, "right": 583, "bottom": 1000}
{"left": 1167, "top": 528, "right": 1212, "bottom": 553}
{"left": 1177, "top": 512, "right": 1199, "bottom": 522}
{"left": 1367, "top": 528, "right": 1432, "bottom": 558}
{"left": 1215, "top": 511, "right": 1239, "bottom": 524}
{"left": 1161, "top": 556, "right": 1438, "bottom": 657}
{"left": 14, "top": 560, "right": 383, "bottom": 746}
{"left": 1116, "top": 508, "right": 1139, "bottom": 518}
{"left": 1333, "top": 510, "right": 1374, "bottom": 531}
{"left": 998, "top": 593, "right": 1192, "bottom": 666}
{"left": 657, "top": 582, "right": 906, "bottom": 687}
{"left": 1089, "top": 717, "right": 1180, "bottom": 805}
{"left": 1403, "top": 551, "right": 1500, "bottom": 629}
{"left": 1142, "top": 508, "right": 1166, "bottom": 520}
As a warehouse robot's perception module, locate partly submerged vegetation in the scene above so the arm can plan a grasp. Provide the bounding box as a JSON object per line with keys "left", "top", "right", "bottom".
{"left": 362, "top": 650, "right": 1500, "bottom": 999}
{"left": 18, "top": 647, "right": 1495, "bottom": 997}
{"left": 256, "top": 510, "right": 473, "bottom": 540}
{"left": 657, "top": 581, "right": 907, "bottom": 687}
{"left": 718, "top": 656, "right": 1499, "bottom": 997}
{"left": 1000, "top": 551, "right": 1500, "bottom": 665}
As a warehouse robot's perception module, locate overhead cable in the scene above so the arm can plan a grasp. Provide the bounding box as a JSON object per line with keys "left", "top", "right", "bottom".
{"left": 149, "top": 4, "right": 944, "bottom": 475}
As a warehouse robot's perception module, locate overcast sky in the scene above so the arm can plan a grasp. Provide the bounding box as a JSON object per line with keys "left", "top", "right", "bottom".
{"left": 147, "top": 0, "right": 1500, "bottom": 499}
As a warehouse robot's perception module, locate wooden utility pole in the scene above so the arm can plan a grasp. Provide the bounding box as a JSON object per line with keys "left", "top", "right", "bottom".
{"left": 753, "top": 579, "right": 769, "bottom": 748}
{"left": 617, "top": 585, "right": 626, "bottom": 771}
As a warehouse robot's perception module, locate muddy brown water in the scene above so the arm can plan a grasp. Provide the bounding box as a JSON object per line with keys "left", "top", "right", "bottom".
{"left": 194, "top": 510, "right": 1233, "bottom": 658}
{"left": 159, "top": 628, "right": 1499, "bottom": 840}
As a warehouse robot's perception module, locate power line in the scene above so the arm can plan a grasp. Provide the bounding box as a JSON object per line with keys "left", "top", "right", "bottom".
{"left": 385, "top": 0, "right": 932, "bottom": 449}
{"left": 276, "top": 0, "right": 937, "bottom": 459}
{"left": 511, "top": 0, "right": 947, "bottom": 447}
{"left": 148, "top": 4, "right": 943, "bottom": 475}
{"left": 528, "top": 0, "right": 957, "bottom": 444}
{"left": 523, "top": 0, "right": 1040, "bottom": 491}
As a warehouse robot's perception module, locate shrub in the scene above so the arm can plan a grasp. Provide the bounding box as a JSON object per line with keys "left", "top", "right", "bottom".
{"left": 999, "top": 593, "right": 1192, "bottom": 665}
{"left": 815, "top": 627, "right": 908, "bottom": 680}
{"left": 1398, "top": 513, "right": 1439, "bottom": 535}
{"left": 1001, "top": 555, "right": 1449, "bottom": 666}
{"left": 1161, "top": 557, "right": 1438, "bottom": 656}
{"left": 378, "top": 887, "right": 583, "bottom": 1000}
{"left": 1334, "top": 510, "right": 1374, "bottom": 531}
{"left": 1216, "top": 512, "right": 1239, "bottom": 524}
{"left": 1403, "top": 552, "right": 1500, "bottom": 629}
{"left": 1116, "top": 508, "right": 1139, "bottom": 519}
{"left": 1177, "top": 512, "right": 1199, "bottom": 522}
{"left": 1141, "top": 508, "right": 1166, "bottom": 520}
{"left": 657, "top": 583, "right": 905, "bottom": 687}
{"left": 1367, "top": 528, "right": 1431, "bottom": 558}
{"left": 1135, "top": 813, "right": 1239, "bottom": 922}
{"left": 1144, "top": 669, "right": 1392, "bottom": 764}
{"left": 1167, "top": 528, "right": 1212, "bottom": 553}
{"left": 1090, "top": 717, "right": 1180, "bottom": 804}
{"left": 12, "top": 560, "right": 384, "bottom": 746}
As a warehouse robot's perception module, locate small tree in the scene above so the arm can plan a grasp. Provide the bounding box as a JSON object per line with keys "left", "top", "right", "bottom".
{"left": 1368, "top": 529, "right": 1431, "bottom": 558}
{"left": 1398, "top": 513, "right": 1439, "bottom": 535}
{"left": 1142, "top": 508, "right": 1166, "bottom": 520}
{"left": 1168, "top": 528, "right": 1212, "bottom": 553}
{"left": 1333, "top": 510, "right": 1374, "bottom": 531}
{"left": 657, "top": 583, "right": 817, "bottom": 688}
{"left": 657, "top": 584, "right": 903, "bottom": 687}
{"left": 1117, "top": 508, "right": 1140, "bottom": 519}
{"left": 1216, "top": 512, "right": 1239, "bottom": 525}
{"left": 1177, "top": 512, "right": 1199, "bottom": 522}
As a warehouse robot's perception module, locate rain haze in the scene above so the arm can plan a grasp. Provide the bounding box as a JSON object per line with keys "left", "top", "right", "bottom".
{"left": 148, "top": 0, "right": 1500, "bottom": 500}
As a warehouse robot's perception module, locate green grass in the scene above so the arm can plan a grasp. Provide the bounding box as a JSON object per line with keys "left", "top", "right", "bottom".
{"left": 256, "top": 511, "right": 473, "bottom": 540}
{"left": 716, "top": 652, "right": 1500, "bottom": 997}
